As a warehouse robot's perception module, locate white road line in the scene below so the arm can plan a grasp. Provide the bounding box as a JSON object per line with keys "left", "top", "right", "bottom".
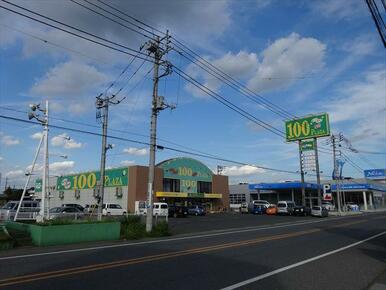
{"left": 221, "top": 231, "right": 386, "bottom": 290}
{"left": 0, "top": 215, "right": 365, "bottom": 261}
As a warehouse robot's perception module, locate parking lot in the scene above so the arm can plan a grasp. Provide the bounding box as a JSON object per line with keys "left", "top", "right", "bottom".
{"left": 167, "top": 212, "right": 315, "bottom": 235}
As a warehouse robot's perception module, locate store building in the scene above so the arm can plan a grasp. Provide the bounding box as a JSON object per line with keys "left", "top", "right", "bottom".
{"left": 35, "top": 157, "right": 229, "bottom": 213}
{"left": 229, "top": 176, "right": 386, "bottom": 210}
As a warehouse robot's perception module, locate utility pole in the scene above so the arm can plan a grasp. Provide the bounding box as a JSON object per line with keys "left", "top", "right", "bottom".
{"left": 331, "top": 135, "right": 342, "bottom": 214}
{"left": 314, "top": 138, "right": 322, "bottom": 206}
{"left": 14, "top": 132, "right": 44, "bottom": 221}
{"left": 298, "top": 141, "right": 306, "bottom": 206}
{"left": 145, "top": 32, "right": 173, "bottom": 233}
{"left": 95, "top": 94, "right": 123, "bottom": 221}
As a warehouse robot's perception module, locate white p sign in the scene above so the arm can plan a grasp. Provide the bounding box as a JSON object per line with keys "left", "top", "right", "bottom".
{"left": 323, "top": 183, "right": 332, "bottom": 200}
{"left": 323, "top": 183, "right": 331, "bottom": 194}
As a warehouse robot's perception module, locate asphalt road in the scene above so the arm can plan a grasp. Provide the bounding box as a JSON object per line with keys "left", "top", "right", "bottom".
{"left": 0, "top": 212, "right": 385, "bottom": 290}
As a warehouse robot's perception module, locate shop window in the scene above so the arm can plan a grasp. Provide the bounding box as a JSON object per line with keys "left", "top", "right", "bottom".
{"left": 229, "top": 194, "right": 246, "bottom": 204}
{"left": 197, "top": 181, "right": 212, "bottom": 193}
{"left": 163, "top": 178, "right": 180, "bottom": 192}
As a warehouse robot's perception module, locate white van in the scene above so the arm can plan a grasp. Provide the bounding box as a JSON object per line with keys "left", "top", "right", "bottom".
{"left": 153, "top": 202, "right": 168, "bottom": 216}
{"left": 102, "top": 203, "right": 127, "bottom": 216}
{"left": 0, "top": 200, "right": 40, "bottom": 221}
{"left": 135, "top": 201, "right": 168, "bottom": 217}
{"left": 277, "top": 201, "right": 296, "bottom": 215}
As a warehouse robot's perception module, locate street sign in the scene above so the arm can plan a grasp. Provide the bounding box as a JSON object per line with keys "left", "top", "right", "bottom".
{"left": 364, "top": 169, "right": 386, "bottom": 179}
{"left": 300, "top": 139, "right": 315, "bottom": 152}
{"left": 285, "top": 113, "right": 330, "bottom": 142}
{"left": 323, "top": 183, "right": 332, "bottom": 200}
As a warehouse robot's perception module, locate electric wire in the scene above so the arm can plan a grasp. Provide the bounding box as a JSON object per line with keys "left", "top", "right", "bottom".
{"left": 0, "top": 2, "right": 152, "bottom": 62}
{"left": 0, "top": 114, "right": 300, "bottom": 175}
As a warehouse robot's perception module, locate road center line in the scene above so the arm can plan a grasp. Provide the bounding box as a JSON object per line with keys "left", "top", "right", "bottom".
{"left": 0, "top": 214, "right": 366, "bottom": 261}
{"left": 220, "top": 230, "right": 386, "bottom": 290}
{"left": 0, "top": 228, "right": 321, "bottom": 287}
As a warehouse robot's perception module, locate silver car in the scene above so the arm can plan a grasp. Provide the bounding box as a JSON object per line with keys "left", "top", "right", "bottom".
{"left": 49, "top": 207, "right": 84, "bottom": 220}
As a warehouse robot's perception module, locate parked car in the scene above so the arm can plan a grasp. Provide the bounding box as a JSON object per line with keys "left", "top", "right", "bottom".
{"left": 252, "top": 205, "right": 267, "bottom": 215}
{"left": 188, "top": 205, "right": 206, "bottom": 216}
{"left": 252, "top": 200, "right": 270, "bottom": 209}
{"left": 240, "top": 202, "right": 249, "bottom": 214}
{"left": 321, "top": 201, "right": 335, "bottom": 211}
{"left": 311, "top": 206, "right": 329, "bottom": 217}
{"left": 266, "top": 205, "right": 277, "bottom": 215}
{"left": 102, "top": 203, "right": 126, "bottom": 216}
{"left": 277, "top": 201, "right": 296, "bottom": 215}
{"left": 62, "top": 203, "right": 84, "bottom": 212}
{"left": 153, "top": 202, "right": 168, "bottom": 216}
{"left": 169, "top": 205, "right": 188, "bottom": 218}
{"left": 346, "top": 202, "right": 360, "bottom": 211}
{"left": 293, "top": 205, "right": 311, "bottom": 216}
{"left": 0, "top": 200, "right": 40, "bottom": 221}
{"left": 49, "top": 206, "right": 84, "bottom": 220}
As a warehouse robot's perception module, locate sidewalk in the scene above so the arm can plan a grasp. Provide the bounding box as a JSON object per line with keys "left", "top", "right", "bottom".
{"left": 368, "top": 269, "right": 386, "bottom": 290}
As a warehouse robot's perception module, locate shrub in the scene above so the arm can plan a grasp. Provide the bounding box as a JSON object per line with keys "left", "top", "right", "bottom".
{"left": 148, "top": 222, "right": 170, "bottom": 237}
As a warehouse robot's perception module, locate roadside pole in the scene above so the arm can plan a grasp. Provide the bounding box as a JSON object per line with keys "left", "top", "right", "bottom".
{"left": 97, "top": 99, "right": 108, "bottom": 221}
{"left": 145, "top": 32, "right": 173, "bottom": 233}
{"left": 14, "top": 132, "right": 44, "bottom": 221}
{"left": 41, "top": 100, "right": 49, "bottom": 220}
{"left": 332, "top": 135, "right": 342, "bottom": 214}
{"left": 298, "top": 141, "right": 306, "bottom": 206}
{"left": 146, "top": 36, "right": 161, "bottom": 233}
{"left": 314, "top": 138, "right": 322, "bottom": 206}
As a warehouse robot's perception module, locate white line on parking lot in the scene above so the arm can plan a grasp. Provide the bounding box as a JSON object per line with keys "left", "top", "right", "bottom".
{"left": 220, "top": 230, "right": 386, "bottom": 290}
{"left": 0, "top": 214, "right": 368, "bottom": 261}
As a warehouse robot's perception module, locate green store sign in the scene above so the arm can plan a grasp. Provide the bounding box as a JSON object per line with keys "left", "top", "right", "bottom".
{"left": 285, "top": 113, "right": 330, "bottom": 142}
{"left": 57, "top": 168, "right": 128, "bottom": 190}
{"left": 300, "top": 139, "right": 315, "bottom": 152}
{"left": 35, "top": 168, "right": 129, "bottom": 192}
{"left": 158, "top": 157, "right": 213, "bottom": 194}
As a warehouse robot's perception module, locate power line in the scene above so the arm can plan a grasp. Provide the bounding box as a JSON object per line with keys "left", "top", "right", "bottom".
{"left": 75, "top": 0, "right": 294, "bottom": 120}
{"left": 0, "top": 23, "right": 110, "bottom": 65}
{"left": 0, "top": 114, "right": 300, "bottom": 175}
{"left": 69, "top": 0, "right": 155, "bottom": 40}
{"left": 0, "top": 2, "right": 152, "bottom": 62}
{"left": 172, "top": 67, "right": 285, "bottom": 138}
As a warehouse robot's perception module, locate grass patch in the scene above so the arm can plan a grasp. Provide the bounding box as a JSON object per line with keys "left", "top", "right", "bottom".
{"left": 120, "top": 216, "right": 170, "bottom": 240}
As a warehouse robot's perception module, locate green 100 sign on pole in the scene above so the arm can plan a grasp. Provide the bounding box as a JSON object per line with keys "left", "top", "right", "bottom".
{"left": 285, "top": 113, "right": 331, "bottom": 207}
{"left": 285, "top": 113, "right": 330, "bottom": 142}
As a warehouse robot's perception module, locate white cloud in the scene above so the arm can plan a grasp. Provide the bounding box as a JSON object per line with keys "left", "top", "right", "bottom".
{"left": 5, "top": 170, "right": 25, "bottom": 179}
{"left": 223, "top": 165, "right": 266, "bottom": 176}
{"left": 186, "top": 33, "right": 326, "bottom": 97}
{"left": 30, "top": 132, "right": 43, "bottom": 140}
{"left": 120, "top": 160, "right": 135, "bottom": 166}
{"left": 0, "top": 156, "right": 3, "bottom": 161}
{"left": 50, "top": 161, "right": 75, "bottom": 172}
{"left": 51, "top": 133, "right": 82, "bottom": 149}
{"left": 310, "top": 0, "right": 366, "bottom": 20}
{"left": 122, "top": 147, "right": 148, "bottom": 156}
{"left": 325, "top": 67, "right": 386, "bottom": 147}
{"left": 247, "top": 33, "right": 326, "bottom": 92}
{"left": 1, "top": 134, "right": 20, "bottom": 146}
{"left": 30, "top": 61, "right": 108, "bottom": 99}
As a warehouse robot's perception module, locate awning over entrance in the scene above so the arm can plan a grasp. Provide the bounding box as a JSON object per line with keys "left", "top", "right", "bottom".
{"left": 249, "top": 182, "right": 320, "bottom": 190}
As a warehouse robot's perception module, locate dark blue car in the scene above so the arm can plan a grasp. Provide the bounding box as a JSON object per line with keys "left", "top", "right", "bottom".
{"left": 252, "top": 205, "right": 266, "bottom": 215}
{"left": 188, "top": 205, "right": 206, "bottom": 216}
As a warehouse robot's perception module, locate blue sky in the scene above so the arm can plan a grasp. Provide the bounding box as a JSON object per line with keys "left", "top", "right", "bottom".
{"left": 0, "top": 0, "right": 385, "bottom": 187}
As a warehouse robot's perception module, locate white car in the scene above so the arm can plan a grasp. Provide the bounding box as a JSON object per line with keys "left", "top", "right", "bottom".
{"left": 346, "top": 202, "right": 360, "bottom": 211}
{"left": 321, "top": 201, "right": 335, "bottom": 211}
{"left": 252, "top": 200, "right": 270, "bottom": 209}
{"left": 277, "top": 201, "right": 296, "bottom": 215}
{"left": 102, "top": 203, "right": 127, "bottom": 216}
{"left": 311, "top": 206, "right": 329, "bottom": 217}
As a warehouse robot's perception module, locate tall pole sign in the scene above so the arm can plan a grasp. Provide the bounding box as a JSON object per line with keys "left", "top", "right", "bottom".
{"left": 286, "top": 113, "right": 330, "bottom": 206}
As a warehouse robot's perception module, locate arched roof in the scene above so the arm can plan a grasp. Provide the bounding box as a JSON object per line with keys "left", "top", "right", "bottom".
{"left": 157, "top": 157, "right": 213, "bottom": 182}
